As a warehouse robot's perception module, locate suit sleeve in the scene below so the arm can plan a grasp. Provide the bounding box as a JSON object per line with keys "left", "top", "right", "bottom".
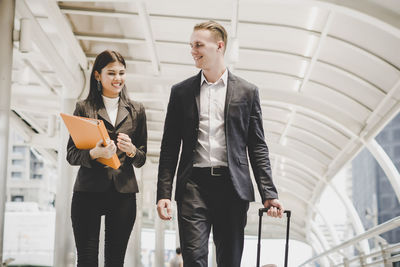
{"left": 156, "top": 87, "right": 182, "bottom": 202}
{"left": 66, "top": 102, "right": 98, "bottom": 168}
{"left": 247, "top": 87, "right": 278, "bottom": 203}
{"left": 127, "top": 103, "right": 147, "bottom": 168}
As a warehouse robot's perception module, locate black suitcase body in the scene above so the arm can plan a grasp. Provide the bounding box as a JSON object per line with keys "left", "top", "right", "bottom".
{"left": 256, "top": 209, "right": 291, "bottom": 267}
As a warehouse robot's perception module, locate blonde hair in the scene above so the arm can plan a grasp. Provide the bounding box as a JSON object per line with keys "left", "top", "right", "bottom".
{"left": 194, "top": 20, "right": 228, "bottom": 53}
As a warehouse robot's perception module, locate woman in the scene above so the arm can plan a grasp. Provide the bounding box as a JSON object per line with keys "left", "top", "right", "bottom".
{"left": 66, "top": 50, "right": 147, "bottom": 266}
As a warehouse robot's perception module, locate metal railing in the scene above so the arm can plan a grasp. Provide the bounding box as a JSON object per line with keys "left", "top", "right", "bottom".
{"left": 300, "top": 216, "right": 400, "bottom": 266}
{"left": 1, "top": 258, "right": 14, "bottom": 267}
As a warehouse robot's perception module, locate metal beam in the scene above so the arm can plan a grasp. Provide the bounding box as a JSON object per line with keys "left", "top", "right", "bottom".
{"left": 45, "top": 0, "right": 88, "bottom": 71}
{"left": 310, "top": 232, "right": 331, "bottom": 266}
{"left": 11, "top": 93, "right": 59, "bottom": 115}
{"left": 10, "top": 113, "right": 58, "bottom": 164}
{"left": 136, "top": 0, "right": 161, "bottom": 75}
{"left": 300, "top": 216, "right": 400, "bottom": 266}
{"left": 16, "top": 0, "right": 85, "bottom": 98}
{"left": 0, "top": 0, "right": 15, "bottom": 263}
{"left": 227, "top": 0, "right": 240, "bottom": 69}
{"left": 270, "top": 182, "right": 346, "bottom": 249}
{"left": 311, "top": 221, "right": 336, "bottom": 264}
{"left": 58, "top": 0, "right": 136, "bottom": 2}
{"left": 329, "top": 182, "right": 370, "bottom": 256}
{"left": 298, "top": 11, "right": 334, "bottom": 92}
{"left": 245, "top": 0, "right": 400, "bottom": 38}
{"left": 365, "top": 139, "right": 400, "bottom": 201}
{"left": 361, "top": 78, "right": 400, "bottom": 137}
{"left": 53, "top": 98, "right": 76, "bottom": 266}
{"left": 60, "top": 5, "right": 139, "bottom": 18}
{"left": 75, "top": 32, "right": 144, "bottom": 44}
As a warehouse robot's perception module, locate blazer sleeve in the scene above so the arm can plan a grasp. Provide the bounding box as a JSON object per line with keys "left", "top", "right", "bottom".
{"left": 66, "top": 102, "right": 98, "bottom": 168}
{"left": 247, "top": 87, "right": 278, "bottom": 203}
{"left": 126, "top": 102, "right": 147, "bottom": 168}
{"left": 157, "top": 86, "right": 182, "bottom": 201}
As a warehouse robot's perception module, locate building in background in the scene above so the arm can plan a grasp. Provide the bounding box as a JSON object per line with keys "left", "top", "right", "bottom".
{"left": 6, "top": 129, "right": 57, "bottom": 210}
{"left": 352, "top": 114, "right": 400, "bottom": 245}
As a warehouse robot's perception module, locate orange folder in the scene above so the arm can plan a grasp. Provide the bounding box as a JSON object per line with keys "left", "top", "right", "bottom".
{"left": 60, "top": 113, "right": 121, "bottom": 169}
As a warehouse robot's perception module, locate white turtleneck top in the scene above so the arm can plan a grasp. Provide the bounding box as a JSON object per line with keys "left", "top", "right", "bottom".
{"left": 102, "top": 95, "right": 120, "bottom": 126}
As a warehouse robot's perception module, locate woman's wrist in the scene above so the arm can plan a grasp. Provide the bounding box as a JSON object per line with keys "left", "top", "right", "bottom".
{"left": 89, "top": 148, "right": 99, "bottom": 159}
{"left": 126, "top": 145, "right": 137, "bottom": 158}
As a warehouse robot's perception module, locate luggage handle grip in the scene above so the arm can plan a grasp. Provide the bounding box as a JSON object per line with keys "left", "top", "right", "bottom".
{"left": 259, "top": 208, "right": 291, "bottom": 218}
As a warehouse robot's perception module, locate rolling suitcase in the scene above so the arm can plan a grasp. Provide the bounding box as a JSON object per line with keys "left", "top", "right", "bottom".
{"left": 256, "top": 209, "right": 291, "bottom": 267}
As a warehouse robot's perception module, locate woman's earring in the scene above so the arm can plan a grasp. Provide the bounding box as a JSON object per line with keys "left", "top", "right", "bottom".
{"left": 97, "top": 80, "right": 102, "bottom": 92}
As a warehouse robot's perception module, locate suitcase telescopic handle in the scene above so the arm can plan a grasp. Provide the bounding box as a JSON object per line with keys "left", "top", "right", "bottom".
{"left": 258, "top": 208, "right": 291, "bottom": 217}
{"left": 257, "top": 209, "right": 291, "bottom": 267}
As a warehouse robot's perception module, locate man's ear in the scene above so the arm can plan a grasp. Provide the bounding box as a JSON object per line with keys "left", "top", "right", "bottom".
{"left": 217, "top": 41, "right": 225, "bottom": 51}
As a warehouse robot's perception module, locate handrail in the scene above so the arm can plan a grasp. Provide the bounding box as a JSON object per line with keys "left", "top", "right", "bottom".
{"left": 300, "top": 216, "right": 400, "bottom": 266}
{"left": 332, "top": 243, "right": 400, "bottom": 266}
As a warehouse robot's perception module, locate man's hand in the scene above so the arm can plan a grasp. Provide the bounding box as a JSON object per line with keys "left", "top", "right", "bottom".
{"left": 157, "top": 199, "right": 172, "bottom": 220}
{"left": 263, "top": 199, "right": 284, "bottom": 218}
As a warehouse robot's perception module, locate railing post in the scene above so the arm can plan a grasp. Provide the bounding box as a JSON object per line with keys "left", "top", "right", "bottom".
{"left": 343, "top": 257, "right": 349, "bottom": 267}
{"left": 379, "top": 243, "right": 391, "bottom": 267}
{"left": 359, "top": 252, "right": 366, "bottom": 266}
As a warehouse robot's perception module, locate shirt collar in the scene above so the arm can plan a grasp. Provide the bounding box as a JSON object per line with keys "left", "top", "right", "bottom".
{"left": 201, "top": 68, "right": 228, "bottom": 86}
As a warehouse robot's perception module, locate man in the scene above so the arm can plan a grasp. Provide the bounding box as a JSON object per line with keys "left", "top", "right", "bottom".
{"left": 157, "top": 21, "right": 283, "bottom": 267}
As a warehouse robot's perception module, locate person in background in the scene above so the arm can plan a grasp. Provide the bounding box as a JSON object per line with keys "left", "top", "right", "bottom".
{"left": 66, "top": 50, "right": 147, "bottom": 266}
{"left": 169, "top": 247, "right": 184, "bottom": 267}
{"left": 156, "top": 21, "right": 283, "bottom": 267}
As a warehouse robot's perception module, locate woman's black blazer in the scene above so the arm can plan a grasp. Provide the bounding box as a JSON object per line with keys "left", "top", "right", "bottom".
{"left": 66, "top": 99, "right": 147, "bottom": 193}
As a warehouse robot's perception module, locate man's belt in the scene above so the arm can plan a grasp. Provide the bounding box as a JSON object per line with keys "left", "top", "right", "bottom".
{"left": 193, "top": 166, "right": 229, "bottom": 177}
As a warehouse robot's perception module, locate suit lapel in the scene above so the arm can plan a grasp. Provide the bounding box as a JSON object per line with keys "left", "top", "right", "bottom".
{"left": 97, "top": 106, "right": 112, "bottom": 126}
{"left": 193, "top": 71, "right": 202, "bottom": 118}
{"left": 224, "top": 70, "right": 235, "bottom": 122}
{"left": 97, "top": 100, "right": 130, "bottom": 129}
{"left": 115, "top": 101, "right": 130, "bottom": 128}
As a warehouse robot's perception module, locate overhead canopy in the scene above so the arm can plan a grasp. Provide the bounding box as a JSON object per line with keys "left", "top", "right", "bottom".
{"left": 10, "top": 0, "right": 400, "bottom": 246}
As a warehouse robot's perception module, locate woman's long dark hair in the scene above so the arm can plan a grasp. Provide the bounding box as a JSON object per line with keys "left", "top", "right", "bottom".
{"left": 86, "top": 50, "right": 132, "bottom": 110}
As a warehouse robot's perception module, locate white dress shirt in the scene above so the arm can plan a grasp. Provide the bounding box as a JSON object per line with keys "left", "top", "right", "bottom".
{"left": 193, "top": 69, "right": 228, "bottom": 167}
{"left": 102, "top": 95, "right": 119, "bottom": 126}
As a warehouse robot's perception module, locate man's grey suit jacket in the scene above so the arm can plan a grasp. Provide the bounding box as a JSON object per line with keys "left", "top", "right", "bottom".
{"left": 157, "top": 71, "right": 278, "bottom": 203}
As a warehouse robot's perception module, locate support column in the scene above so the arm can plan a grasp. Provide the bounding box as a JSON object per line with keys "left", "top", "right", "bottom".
{"left": 329, "top": 183, "right": 370, "bottom": 256}
{"left": 174, "top": 214, "right": 179, "bottom": 249}
{"left": 310, "top": 233, "right": 330, "bottom": 267}
{"left": 366, "top": 139, "right": 400, "bottom": 202}
{"left": 132, "top": 204, "right": 142, "bottom": 266}
{"left": 53, "top": 97, "right": 76, "bottom": 266}
{"left": 0, "top": 0, "right": 15, "bottom": 263}
{"left": 155, "top": 215, "right": 165, "bottom": 267}
{"left": 132, "top": 167, "right": 143, "bottom": 267}
{"left": 311, "top": 222, "right": 335, "bottom": 264}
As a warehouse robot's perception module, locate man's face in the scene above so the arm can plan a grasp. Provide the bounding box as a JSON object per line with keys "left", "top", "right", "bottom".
{"left": 190, "top": 29, "right": 222, "bottom": 70}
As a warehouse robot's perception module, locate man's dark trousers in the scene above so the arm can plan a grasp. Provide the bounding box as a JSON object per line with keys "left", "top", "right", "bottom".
{"left": 177, "top": 167, "right": 249, "bottom": 267}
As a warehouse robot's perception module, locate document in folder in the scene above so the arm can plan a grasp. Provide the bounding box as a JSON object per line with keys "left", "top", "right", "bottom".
{"left": 60, "top": 113, "right": 121, "bottom": 169}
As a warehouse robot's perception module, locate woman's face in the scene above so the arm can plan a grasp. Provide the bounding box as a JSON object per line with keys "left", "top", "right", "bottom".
{"left": 96, "top": 61, "right": 126, "bottom": 98}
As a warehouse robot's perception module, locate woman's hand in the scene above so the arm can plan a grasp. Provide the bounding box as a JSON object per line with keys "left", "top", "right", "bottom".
{"left": 89, "top": 139, "right": 117, "bottom": 159}
{"left": 117, "top": 133, "right": 136, "bottom": 156}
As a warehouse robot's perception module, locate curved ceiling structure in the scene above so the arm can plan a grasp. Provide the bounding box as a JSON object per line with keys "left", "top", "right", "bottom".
{"left": 8, "top": 0, "right": 400, "bottom": 255}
